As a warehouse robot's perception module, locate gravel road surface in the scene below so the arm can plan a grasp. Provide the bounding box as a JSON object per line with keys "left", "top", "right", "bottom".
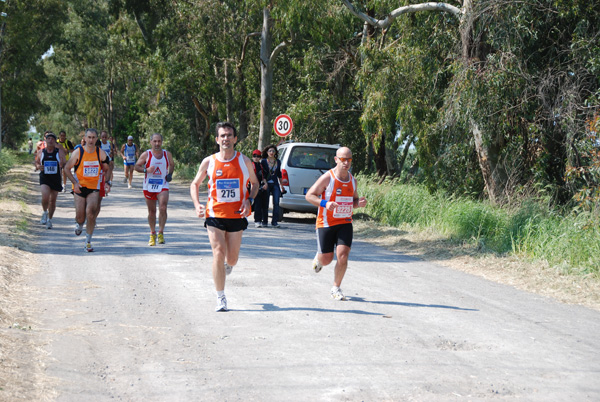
{"left": 27, "top": 171, "right": 600, "bottom": 401}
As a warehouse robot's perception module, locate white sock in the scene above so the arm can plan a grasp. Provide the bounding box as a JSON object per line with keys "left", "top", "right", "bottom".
{"left": 217, "top": 290, "right": 225, "bottom": 298}
{"left": 331, "top": 286, "right": 340, "bottom": 292}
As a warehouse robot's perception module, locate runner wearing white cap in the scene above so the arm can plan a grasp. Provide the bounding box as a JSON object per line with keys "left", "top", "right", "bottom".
{"left": 121, "top": 135, "right": 139, "bottom": 189}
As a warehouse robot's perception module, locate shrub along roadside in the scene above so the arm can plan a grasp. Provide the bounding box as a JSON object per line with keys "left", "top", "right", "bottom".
{"left": 357, "top": 175, "right": 600, "bottom": 277}
{"left": 0, "top": 149, "right": 17, "bottom": 178}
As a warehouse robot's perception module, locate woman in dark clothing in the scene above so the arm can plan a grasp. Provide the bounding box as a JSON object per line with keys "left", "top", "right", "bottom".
{"left": 260, "top": 144, "right": 285, "bottom": 227}
{"left": 251, "top": 149, "right": 268, "bottom": 227}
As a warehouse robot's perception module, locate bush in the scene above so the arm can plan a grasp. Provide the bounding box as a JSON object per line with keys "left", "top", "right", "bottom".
{"left": 0, "top": 149, "right": 17, "bottom": 178}
{"left": 357, "top": 175, "right": 600, "bottom": 276}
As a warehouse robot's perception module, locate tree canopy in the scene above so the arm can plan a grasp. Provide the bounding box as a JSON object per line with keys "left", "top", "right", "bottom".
{"left": 0, "top": 0, "right": 597, "bottom": 208}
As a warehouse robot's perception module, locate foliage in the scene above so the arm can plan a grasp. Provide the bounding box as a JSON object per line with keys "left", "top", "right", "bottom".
{"left": 0, "top": 149, "right": 15, "bottom": 177}
{"left": 357, "top": 174, "right": 600, "bottom": 275}
{"left": 0, "top": 0, "right": 67, "bottom": 149}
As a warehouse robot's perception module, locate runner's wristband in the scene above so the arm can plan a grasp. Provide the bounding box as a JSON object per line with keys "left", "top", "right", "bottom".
{"left": 320, "top": 199, "right": 327, "bottom": 208}
{"left": 248, "top": 197, "right": 254, "bottom": 204}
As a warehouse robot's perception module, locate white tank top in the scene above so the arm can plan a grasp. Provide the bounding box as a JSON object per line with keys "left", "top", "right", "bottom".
{"left": 142, "top": 150, "right": 169, "bottom": 192}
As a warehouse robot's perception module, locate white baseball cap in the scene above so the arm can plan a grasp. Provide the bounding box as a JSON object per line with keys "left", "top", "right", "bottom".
{"left": 127, "top": 136, "right": 134, "bottom": 140}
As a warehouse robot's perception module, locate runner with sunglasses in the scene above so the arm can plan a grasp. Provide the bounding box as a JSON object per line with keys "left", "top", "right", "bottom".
{"left": 305, "top": 146, "right": 367, "bottom": 301}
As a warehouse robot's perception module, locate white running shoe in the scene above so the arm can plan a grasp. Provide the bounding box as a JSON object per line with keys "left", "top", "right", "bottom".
{"left": 75, "top": 223, "right": 83, "bottom": 236}
{"left": 46, "top": 219, "right": 52, "bottom": 229}
{"left": 40, "top": 211, "right": 48, "bottom": 224}
{"left": 225, "top": 263, "right": 233, "bottom": 276}
{"left": 85, "top": 242, "right": 94, "bottom": 252}
{"left": 312, "top": 256, "right": 323, "bottom": 273}
{"left": 254, "top": 222, "right": 262, "bottom": 228}
{"left": 215, "top": 295, "right": 228, "bottom": 312}
{"left": 127, "top": 183, "right": 132, "bottom": 189}
{"left": 331, "top": 288, "right": 347, "bottom": 301}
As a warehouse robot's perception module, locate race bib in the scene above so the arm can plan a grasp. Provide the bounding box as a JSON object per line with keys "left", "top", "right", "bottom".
{"left": 148, "top": 178, "right": 164, "bottom": 192}
{"left": 333, "top": 196, "right": 353, "bottom": 218}
{"left": 83, "top": 160, "right": 99, "bottom": 177}
{"left": 44, "top": 160, "right": 58, "bottom": 175}
{"left": 216, "top": 179, "right": 240, "bottom": 202}
{"left": 126, "top": 153, "right": 135, "bottom": 163}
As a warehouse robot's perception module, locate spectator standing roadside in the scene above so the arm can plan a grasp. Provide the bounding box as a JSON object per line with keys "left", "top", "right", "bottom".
{"left": 28, "top": 138, "right": 33, "bottom": 154}
{"left": 305, "top": 146, "right": 367, "bottom": 301}
{"left": 259, "top": 144, "right": 285, "bottom": 228}
{"left": 35, "top": 132, "right": 66, "bottom": 229}
{"left": 250, "top": 149, "right": 268, "bottom": 227}
{"left": 134, "top": 133, "right": 174, "bottom": 246}
{"left": 190, "top": 122, "right": 259, "bottom": 312}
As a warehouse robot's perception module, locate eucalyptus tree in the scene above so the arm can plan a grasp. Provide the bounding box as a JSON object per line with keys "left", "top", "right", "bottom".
{"left": 0, "top": 0, "right": 67, "bottom": 150}
{"left": 342, "top": 0, "right": 600, "bottom": 204}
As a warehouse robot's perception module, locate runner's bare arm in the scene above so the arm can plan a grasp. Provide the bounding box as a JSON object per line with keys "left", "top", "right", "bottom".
{"left": 167, "top": 151, "right": 175, "bottom": 176}
{"left": 134, "top": 151, "right": 148, "bottom": 173}
{"left": 352, "top": 186, "right": 367, "bottom": 208}
{"left": 240, "top": 155, "right": 259, "bottom": 217}
{"left": 190, "top": 157, "right": 210, "bottom": 218}
{"left": 35, "top": 149, "right": 43, "bottom": 170}
{"left": 305, "top": 172, "right": 337, "bottom": 211}
{"left": 59, "top": 148, "right": 67, "bottom": 171}
{"left": 63, "top": 148, "right": 81, "bottom": 192}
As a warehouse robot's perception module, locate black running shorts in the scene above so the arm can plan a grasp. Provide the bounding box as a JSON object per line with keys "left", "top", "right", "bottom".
{"left": 205, "top": 217, "right": 248, "bottom": 232}
{"left": 39, "top": 174, "right": 63, "bottom": 192}
{"left": 74, "top": 186, "right": 99, "bottom": 198}
{"left": 316, "top": 223, "right": 353, "bottom": 254}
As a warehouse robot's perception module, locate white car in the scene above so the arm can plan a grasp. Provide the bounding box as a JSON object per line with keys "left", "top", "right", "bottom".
{"left": 277, "top": 142, "right": 340, "bottom": 220}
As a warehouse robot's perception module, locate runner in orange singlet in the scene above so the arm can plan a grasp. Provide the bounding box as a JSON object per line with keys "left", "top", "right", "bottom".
{"left": 305, "top": 146, "right": 367, "bottom": 301}
{"left": 190, "top": 122, "right": 259, "bottom": 312}
{"left": 64, "top": 128, "right": 112, "bottom": 252}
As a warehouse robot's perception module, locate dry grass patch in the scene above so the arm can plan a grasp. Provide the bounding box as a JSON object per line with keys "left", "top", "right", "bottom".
{"left": 354, "top": 220, "right": 600, "bottom": 311}
{"left": 0, "top": 164, "right": 56, "bottom": 400}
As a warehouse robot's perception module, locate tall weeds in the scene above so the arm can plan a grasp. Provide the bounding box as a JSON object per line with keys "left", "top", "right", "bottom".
{"left": 0, "top": 149, "right": 16, "bottom": 178}
{"left": 357, "top": 175, "right": 600, "bottom": 276}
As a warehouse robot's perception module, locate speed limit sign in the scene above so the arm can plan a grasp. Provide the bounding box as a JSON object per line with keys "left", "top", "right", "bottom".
{"left": 274, "top": 114, "right": 293, "bottom": 137}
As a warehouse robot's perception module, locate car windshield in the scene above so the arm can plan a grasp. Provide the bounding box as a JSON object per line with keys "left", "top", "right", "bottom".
{"left": 287, "top": 146, "right": 337, "bottom": 170}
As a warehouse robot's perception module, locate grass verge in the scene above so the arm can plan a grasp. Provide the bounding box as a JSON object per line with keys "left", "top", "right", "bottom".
{"left": 0, "top": 151, "right": 56, "bottom": 400}
{"left": 357, "top": 175, "right": 600, "bottom": 277}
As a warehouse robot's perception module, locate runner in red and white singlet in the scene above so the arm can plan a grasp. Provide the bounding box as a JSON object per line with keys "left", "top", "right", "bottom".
{"left": 135, "top": 133, "right": 174, "bottom": 246}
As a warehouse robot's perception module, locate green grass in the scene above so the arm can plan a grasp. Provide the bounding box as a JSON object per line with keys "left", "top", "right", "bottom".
{"left": 357, "top": 175, "right": 600, "bottom": 276}
{"left": 0, "top": 149, "right": 18, "bottom": 178}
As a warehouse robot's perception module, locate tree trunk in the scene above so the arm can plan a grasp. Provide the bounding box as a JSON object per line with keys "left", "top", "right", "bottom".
{"left": 258, "top": 7, "right": 273, "bottom": 151}
{"left": 224, "top": 60, "right": 233, "bottom": 124}
{"left": 384, "top": 129, "right": 399, "bottom": 176}
{"left": 236, "top": 33, "right": 260, "bottom": 142}
{"left": 374, "top": 136, "right": 387, "bottom": 176}
{"left": 460, "top": 0, "right": 506, "bottom": 203}
{"left": 398, "top": 132, "right": 415, "bottom": 178}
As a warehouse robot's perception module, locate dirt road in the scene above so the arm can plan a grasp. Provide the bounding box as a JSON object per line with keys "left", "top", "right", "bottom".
{"left": 22, "top": 170, "right": 600, "bottom": 401}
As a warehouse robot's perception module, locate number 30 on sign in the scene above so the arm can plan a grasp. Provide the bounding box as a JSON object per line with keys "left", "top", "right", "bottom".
{"left": 274, "top": 114, "right": 293, "bottom": 137}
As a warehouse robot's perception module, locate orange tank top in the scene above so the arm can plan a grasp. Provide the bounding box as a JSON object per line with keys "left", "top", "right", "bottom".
{"left": 74, "top": 147, "right": 102, "bottom": 190}
{"left": 206, "top": 151, "right": 250, "bottom": 218}
{"left": 316, "top": 170, "right": 356, "bottom": 228}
